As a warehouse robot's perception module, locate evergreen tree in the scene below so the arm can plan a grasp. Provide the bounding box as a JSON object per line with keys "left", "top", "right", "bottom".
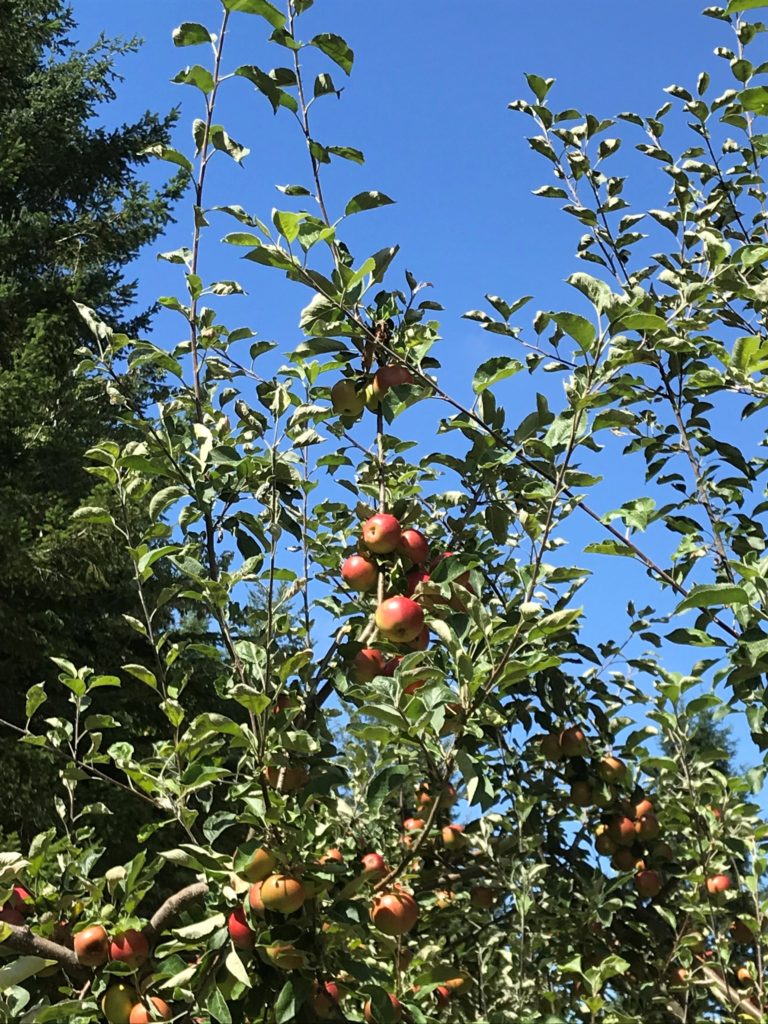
{"left": 0, "top": 0, "right": 183, "bottom": 840}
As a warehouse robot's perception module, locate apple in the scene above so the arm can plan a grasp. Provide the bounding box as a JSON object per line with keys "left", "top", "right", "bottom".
{"left": 417, "top": 782, "right": 457, "bottom": 810}
{"left": 635, "top": 814, "right": 660, "bottom": 841}
{"left": 353, "top": 648, "right": 387, "bottom": 683}
{"left": 668, "top": 966, "right": 688, "bottom": 988}
{"left": 362, "top": 513, "right": 402, "bottom": 555}
{"left": 371, "top": 888, "right": 419, "bottom": 935}
{"left": 612, "top": 849, "right": 644, "bottom": 872}
{"left": 371, "top": 365, "right": 413, "bottom": 402}
{"left": 74, "top": 924, "right": 110, "bottom": 967}
{"left": 444, "top": 970, "right": 473, "bottom": 994}
{"left": 736, "top": 966, "right": 753, "bottom": 987}
{"left": 570, "top": 781, "right": 593, "bottom": 807}
{"left": 8, "top": 885, "right": 32, "bottom": 915}
{"left": 406, "top": 567, "right": 431, "bottom": 596}
{"left": 361, "top": 852, "right": 387, "bottom": 878}
{"left": 634, "top": 869, "right": 662, "bottom": 898}
{"left": 129, "top": 997, "right": 172, "bottom": 1024}
{"left": 260, "top": 874, "right": 305, "bottom": 914}
{"left": 262, "top": 943, "right": 306, "bottom": 970}
{"left": 397, "top": 528, "right": 429, "bottom": 564}
{"left": 375, "top": 596, "right": 424, "bottom": 643}
{"left": 598, "top": 756, "right": 626, "bottom": 783}
{"left": 341, "top": 554, "right": 378, "bottom": 592}
{"left": 263, "top": 764, "right": 308, "bottom": 792}
{"left": 319, "top": 848, "right": 344, "bottom": 865}
{"left": 364, "top": 992, "right": 403, "bottom": 1023}
{"left": 470, "top": 886, "right": 496, "bottom": 909}
{"left": 403, "top": 817, "right": 425, "bottom": 833}
{"left": 435, "top": 985, "right": 452, "bottom": 1008}
{"left": 248, "top": 882, "right": 266, "bottom": 917}
{"left": 331, "top": 378, "right": 364, "bottom": 416}
{"left": 408, "top": 626, "right": 430, "bottom": 651}
{"left": 539, "top": 733, "right": 563, "bottom": 761}
{"left": 110, "top": 929, "right": 149, "bottom": 970}
{"left": 650, "top": 841, "right": 674, "bottom": 863}
{"left": 102, "top": 983, "right": 137, "bottom": 1024}
{"left": 632, "top": 797, "right": 654, "bottom": 820}
{"left": 706, "top": 873, "right": 732, "bottom": 896}
{"left": 441, "top": 824, "right": 466, "bottom": 850}
{"left": 731, "top": 918, "right": 754, "bottom": 945}
{"left": 607, "top": 816, "right": 636, "bottom": 847}
{"left": 241, "top": 847, "right": 276, "bottom": 883}
{"left": 594, "top": 827, "right": 617, "bottom": 857}
{"left": 311, "top": 980, "right": 341, "bottom": 1020}
{"left": 227, "top": 907, "right": 254, "bottom": 950}
{"left": 0, "top": 905, "right": 24, "bottom": 926}
{"left": 559, "top": 726, "right": 588, "bottom": 757}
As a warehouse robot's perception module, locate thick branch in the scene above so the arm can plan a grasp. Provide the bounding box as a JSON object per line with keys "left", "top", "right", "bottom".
{"left": 145, "top": 882, "right": 210, "bottom": 942}
{"left": 3, "top": 925, "right": 82, "bottom": 974}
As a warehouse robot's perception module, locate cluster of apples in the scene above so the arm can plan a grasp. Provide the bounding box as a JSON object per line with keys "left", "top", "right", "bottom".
{"left": 540, "top": 727, "right": 669, "bottom": 900}
{"left": 226, "top": 844, "right": 412, "bottom": 1020}
{"left": 0, "top": 886, "right": 169, "bottom": 1024}
{"left": 330, "top": 365, "right": 414, "bottom": 421}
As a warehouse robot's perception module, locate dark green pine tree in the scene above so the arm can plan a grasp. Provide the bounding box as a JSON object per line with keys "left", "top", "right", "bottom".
{"left": 0, "top": 0, "right": 184, "bottom": 841}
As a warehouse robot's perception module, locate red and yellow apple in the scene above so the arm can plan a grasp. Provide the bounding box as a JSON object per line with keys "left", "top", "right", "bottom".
{"left": 362, "top": 514, "right": 401, "bottom": 554}
{"left": 341, "top": 554, "right": 378, "bottom": 592}
{"left": 375, "top": 596, "right": 424, "bottom": 643}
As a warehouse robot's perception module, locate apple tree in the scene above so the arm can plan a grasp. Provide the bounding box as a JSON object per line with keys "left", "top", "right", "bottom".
{"left": 1, "top": 1, "right": 768, "bottom": 1022}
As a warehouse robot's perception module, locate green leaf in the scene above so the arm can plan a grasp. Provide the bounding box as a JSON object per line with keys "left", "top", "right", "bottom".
{"left": 173, "top": 65, "right": 215, "bottom": 94}
{"left": 675, "top": 583, "right": 750, "bottom": 613}
{"left": 614, "top": 312, "right": 667, "bottom": 332}
{"left": 173, "top": 22, "right": 212, "bottom": 47}
{"left": 0, "top": 955, "right": 49, "bottom": 990}
{"left": 366, "top": 765, "right": 410, "bottom": 814}
{"left": 727, "top": 0, "right": 768, "bottom": 11}
{"left": 225, "top": 950, "right": 252, "bottom": 987}
{"left": 551, "top": 312, "right": 596, "bottom": 351}
{"left": 206, "top": 986, "right": 233, "bottom": 1024}
{"left": 210, "top": 125, "right": 249, "bottom": 163}
{"left": 141, "top": 144, "right": 194, "bottom": 174}
{"left": 328, "top": 145, "right": 365, "bottom": 164}
{"left": 310, "top": 33, "right": 354, "bottom": 74}
{"left": 741, "top": 85, "right": 768, "bottom": 113}
{"left": 222, "top": 0, "right": 286, "bottom": 28}
{"left": 584, "top": 541, "right": 635, "bottom": 557}
{"left": 122, "top": 664, "right": 158, "bottom": 689}
{"left": 472, "top": 356, "right": 523, "bottom": 393}
{"left": 344, "top": 191, "right": 395, "bottom": 216}
{"left": 25, "top": 683, "right": 46, "bottom": 719}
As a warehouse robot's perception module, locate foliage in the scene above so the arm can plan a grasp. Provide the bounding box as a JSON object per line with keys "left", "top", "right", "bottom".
{"left": 0, "top": 0, "right": 185, "bottom": 843}
{"left": 1, "top": 2, "right": 768, "bottom": 1023}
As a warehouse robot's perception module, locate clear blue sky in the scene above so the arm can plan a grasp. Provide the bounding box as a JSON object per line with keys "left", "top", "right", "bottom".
{"left": 68, "top": 1, "right": 757, "bottom": 771}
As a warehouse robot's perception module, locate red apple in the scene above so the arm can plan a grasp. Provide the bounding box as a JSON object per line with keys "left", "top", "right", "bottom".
{"left": 371, "top": 888, "right": 418, "bottom": 935}
{"left": 364, "top": 992, "right": 403, "bottom": 1023}
{"left": 319, "top": 848, "right": 344, "bottom": 865}
{"left": 632, "top": 797, "right": 654, "bottom": 820}
{"left": 435, "top": 984, "right": 452, "bottom": 1008}
{"left": 612, "top": 848, "right": 644, "bottom": 872}
{"left": 607, "top": 816, "right": 637, "bottom": 847}
{"left": 560, "top": 727, "right": 588, "bottom": 757}
{"left": 341, "top": 554, "right": 378, "bottom": 592}
{"left": 634, "top": 869, "right": 662, "bottom": 898}
{"left": 539, "top": 732, "right": 563, "bottom": 760}
{"left": 129, "top": 997, "right": 172, "bottom": 1024}
{"left": 0, "top": 905, "right": 24, "bottom": 926}
{"left": 74, "top": 924, "right": 110, "bottom": 967}
{"left": 706, "top": 873, "right": 732, "bottom": 896}
{"left": 109, "top": 929, "right": 148, "bottom": 970}
{"left": 362, "top": 513, "right": 401, "bottom": 555}
{"left": 441, "top": 824, "right": 466, "bottom": 850}
{"left": 598, "top": 756, "right": 626, "bottom": 783}
{"left": 330, "top": 378, "right": 364, "bottom": 416}
{"left": 595, "top": 829, "right": 617, "bottom": 857}
{"left": 736, "top": 966, "right": 753, "bottom": 987}
{"left": 8, "top": 886, "right": 32, "bottom": 915}
{"left": 635, "top": 814, "right": 660, "bottom": 841}
{"left": 406, "top": 567, "right": 431, "bottom": 596}
{"left": 227, "top": 907, "right": 254, "bottom": 950}
{"left": 375, "top": 596, "right": 424, "bottom": 643}
{"left": 260, "top": 874, "right": 305, "bottom": 914}
{"left": 403, "top": 817, "right": 425, "bottom": 833}
{"left": 353, "top": 648, "right": 387, "bottom": 683}
{"left": 397, "top": 528, "right": 429, "bottom": 564}
{"left": 311, "top": 980, "right": 341, "bottom": 1020}
{"left": 371, "top": 365, "right": 413, "bottom": 401}
{"left": 361, "top": 852, "right": 387, "bottom": 878}
{"left": 444, "top": 970, "right": 473, "bottom": 994}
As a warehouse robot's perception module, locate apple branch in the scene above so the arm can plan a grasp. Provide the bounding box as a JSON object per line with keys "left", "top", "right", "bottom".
{"left": 144, "top": 881, "right": 210, "bottom": 943}
{"left": 2, "top": 925, "right": 82, "bottom": 974}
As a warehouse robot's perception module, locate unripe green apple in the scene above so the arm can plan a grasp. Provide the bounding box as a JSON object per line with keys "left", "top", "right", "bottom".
{"left": 330, "top": 378, "right": 364, "bottom": 416}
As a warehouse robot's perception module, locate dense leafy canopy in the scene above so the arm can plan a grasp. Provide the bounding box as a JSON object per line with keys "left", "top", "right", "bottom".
{"left": 2, "top": 2, "right": 768, "bottom": 1023}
